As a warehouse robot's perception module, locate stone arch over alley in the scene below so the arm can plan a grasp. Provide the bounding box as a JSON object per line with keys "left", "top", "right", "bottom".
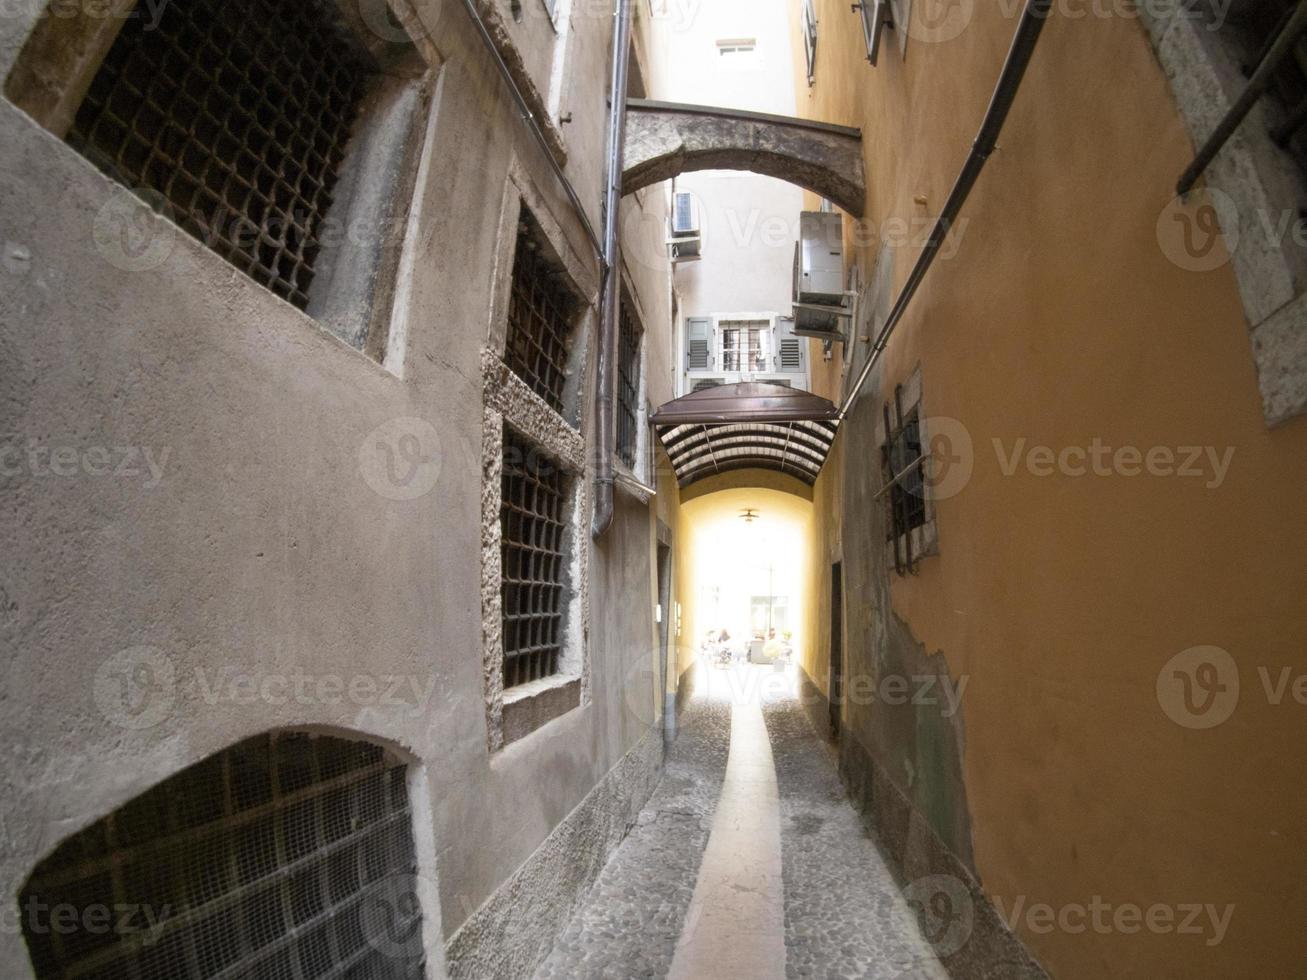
{"left": 623, "top": 99, "right": 867, "bottom": 217}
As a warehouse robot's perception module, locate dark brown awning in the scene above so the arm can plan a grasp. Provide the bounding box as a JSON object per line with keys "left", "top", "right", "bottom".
{"left": 650, "top": 383, "right": 840, "bottom": 488}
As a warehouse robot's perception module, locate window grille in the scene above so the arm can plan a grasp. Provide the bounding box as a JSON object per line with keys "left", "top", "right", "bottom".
{"left": 19, "top": 732, "right": 423, "bottom": 980}
{"left": 616, "top": 299, "right": 642, "bottom": 470}
{"left": 506, "top": 210, "right": 579, "bottom": 415}
{"left": 66, "top": 0, "right": 376, "bottom": 310}
{"left": 721, "top": 322, "right": 768, "bottom": 373}
{"left": 779, "top": 338, "right": 803, "bottom": 371}
{"left": 1179, "top": 0, "right": 1307, "bottom": 191}
{"left": 501, "top": 428, "right": 569, "bottom": 688}
{"left": 880, "top": 386, "right": 927, "bottom": 576}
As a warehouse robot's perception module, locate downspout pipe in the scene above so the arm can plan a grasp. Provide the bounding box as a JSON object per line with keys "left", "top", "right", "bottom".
{"left": 838, "top": 0, "right": 1053, "bottom": 420}
{"left": 592, "top": 0, "right": 634, "bottom": 538}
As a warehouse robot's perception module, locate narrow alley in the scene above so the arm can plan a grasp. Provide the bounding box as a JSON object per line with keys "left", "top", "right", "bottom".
{"left": 536, "top": 666, "right": 950, "bottom": 980}
{"left": 2, "top": 0, "right": 1305, "bottom": 977}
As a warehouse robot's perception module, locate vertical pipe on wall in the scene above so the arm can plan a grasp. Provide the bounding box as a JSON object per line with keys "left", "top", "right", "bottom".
{"left": 592, "top": 0, "right": 635, "bottom": 538}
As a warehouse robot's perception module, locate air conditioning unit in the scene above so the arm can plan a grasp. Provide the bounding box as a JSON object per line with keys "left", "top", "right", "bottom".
{"left": 793, "top": 211, "right": 849, "bottom": 340}
{"left": 668, "top": 191, "right": 702, "bottom": 260}
{"left": 691, "top": 378, "right": 725, "bottom": 392}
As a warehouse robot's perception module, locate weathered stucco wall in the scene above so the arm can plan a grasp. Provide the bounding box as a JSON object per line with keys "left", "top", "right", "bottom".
{"left": 0, "top": 0, "right": 672, "bottom": 977}
{"left": 793, "top": 2, "right": 1307, "bottom": 976}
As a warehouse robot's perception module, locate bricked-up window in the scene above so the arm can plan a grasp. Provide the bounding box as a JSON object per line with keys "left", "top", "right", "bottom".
{"left": 616, "top": 297, "right": 643, "bottom": 470}
{"left": 506, "top": 209, "right": 580, "bottom": 415}
{"left": 66, "top": 0, "right": 376, "bottom": 310}
{"left": 19, "top": 732, "right": 425, "bottom": 980}
{"left": 501, "top": 427, "right": 569, "bottom": 688}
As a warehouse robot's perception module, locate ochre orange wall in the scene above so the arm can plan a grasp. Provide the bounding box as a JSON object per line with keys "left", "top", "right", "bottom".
{"left": 792, "top": 4, "right": 1307, "bottom": 976}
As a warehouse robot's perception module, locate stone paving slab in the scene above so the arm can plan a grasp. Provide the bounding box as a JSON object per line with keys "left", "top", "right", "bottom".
{"left": 532, "top": 695, "right": 731, "bottom": 980}
{"left": 534, "top": 670, "right": 951, "bottom": 980}
{"left": 762, "top": 689, "right": 950, "bottom": 980}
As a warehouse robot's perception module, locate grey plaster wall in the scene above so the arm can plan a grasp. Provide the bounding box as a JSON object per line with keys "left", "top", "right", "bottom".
{"left": 0, "top": 1, "right": 671, "bottom": 978}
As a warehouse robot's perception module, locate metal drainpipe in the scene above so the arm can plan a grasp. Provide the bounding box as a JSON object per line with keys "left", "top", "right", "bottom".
{"left": 838, "top": 0, "right": 1053, "bottom": 421}
{"left": 591, "top": 0, "right": 634, "bottom": 539}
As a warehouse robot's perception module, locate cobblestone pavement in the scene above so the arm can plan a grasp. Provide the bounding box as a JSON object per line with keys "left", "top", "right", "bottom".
{"left": 762, "top": 687, "right": 949, "bottom": 980}
{"left": 532, "top": 693, "right": 731, "bottom": 980}
{"left": 534, "top": 667, "right": 947, "bottom": 979}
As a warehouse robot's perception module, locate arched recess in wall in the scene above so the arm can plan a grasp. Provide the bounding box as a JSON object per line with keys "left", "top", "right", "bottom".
{"left": 16, "top": 730, "right": 434, "bottom": 980}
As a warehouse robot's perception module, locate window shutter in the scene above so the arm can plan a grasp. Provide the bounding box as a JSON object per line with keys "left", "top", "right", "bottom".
{"left": 686, "top": 317, "right": 712, "bottom": 370}
{"left": 673, "top": 192, "right": 698, "bottom": 235}
{"left": 776, "top": 317, "right": 805, "bottom": 373}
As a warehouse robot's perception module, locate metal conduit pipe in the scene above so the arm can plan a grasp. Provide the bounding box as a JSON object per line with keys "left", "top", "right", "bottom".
{"left": 591, "top": 0, "right": 634, "bottom": 539}
{"left": 838, "top": 0, "right": 1053, "bottom": 421}
{"left": 455, "top": 0, "right": 605, "bottom": 261}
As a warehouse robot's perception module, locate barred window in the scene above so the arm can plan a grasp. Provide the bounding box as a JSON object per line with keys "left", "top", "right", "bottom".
{"left": 616, "top": 297, "right": 643, "bottom": 470}
{"left": 506, "top": 209, "right": 580, "bottom": 415}
{"left": 881, "top": 387, "right": 927, "bottom": 576}
{"left": 1196, "top": 0, "right": 1307, "bottom": 183}
{"left": 721, "top": 321, "right": 768, "bottom": 373}
{"left": 19, "top": 732, "right": 425, "bottom": 980}
{"left": 501, "top": 428, "right": 569, "bottom": 688}
{"left": 63, "top": 0, "right": 378, "bottom": 311}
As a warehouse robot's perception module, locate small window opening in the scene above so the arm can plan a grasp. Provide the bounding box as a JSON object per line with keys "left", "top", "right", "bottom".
{"left": 881, "top": 384, "right": 927, "bottom": 576}
{"left": 616, "top": 295, "right": 643, "bottom": 470}
{"left": 505, "top": 207, "right": 581, "bottom": 415}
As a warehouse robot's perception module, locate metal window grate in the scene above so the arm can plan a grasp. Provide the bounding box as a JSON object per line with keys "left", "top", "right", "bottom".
{"left": 616, "top": 299, "right": 642, "bottom": 470}
{"left": 501, "top": 428, "right": 569, "bottom": 688}
{"left": 19, "top": 732, "right": 424, "bottom": 980}
{"left": 721, "top": 322, "right": 767, "bottom": 373}
{"left": 881, "top": 386, "right": 926, "bottom": 576}
{"left": 506, "top": 211, "right": 578, "bottom": 415}
{"left": 67, "top": 0, "right": 374, "bottom": 310}
{"left": 1209, "top": 1, "right": 1307, "bottom": 181}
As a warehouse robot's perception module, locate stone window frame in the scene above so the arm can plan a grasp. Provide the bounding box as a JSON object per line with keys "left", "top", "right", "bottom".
{"left": 874, "top": 365, "right": 939, "bottom": 574}
{"left": 2, "top": 0, "right": 441, "bottom": 362}
{"left": 1140, "top": 8, "right": 1307, "bottom": 426}
{"left": 481, "top": 165, "right": 597, "bottom": 751}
